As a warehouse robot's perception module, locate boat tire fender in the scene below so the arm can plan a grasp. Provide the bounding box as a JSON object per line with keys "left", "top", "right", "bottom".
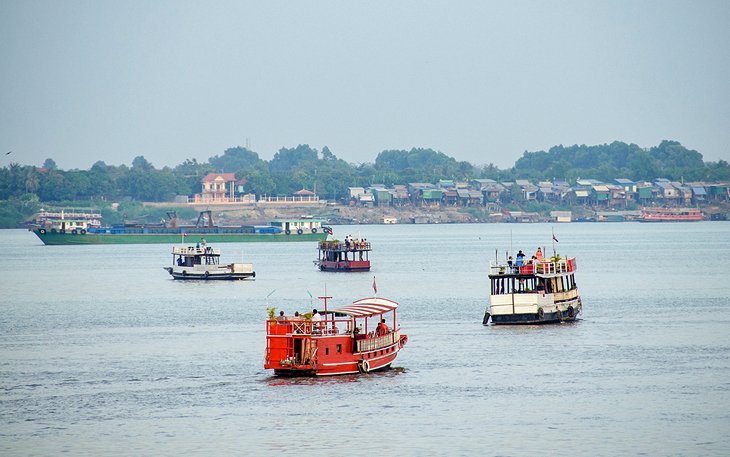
{"left": 537, "top": 307, "right": 544, "bottom": 319}
{"left": 204, "top": 271, "right": 210, "bottom": 279}
{"left": 297, "top": 229, "right": 303, "bottom": 235}
{"left": 71, "top": 229, "right": 78, "bottom": 235}
{"left": 39, "top": 228, "right": 47, "bottom": 235}
{"left": 285, "top": 229, "right": 291, "bottom": 235}
{"left": 80, "top": 229, "right": 86, "bottom": 234}
{"left": 51, "top": 228, "right": 57, "bottom": 233}
{"left": 182, "top": 270, "right": 187, "bottom": 276}
{"left": 252, "top": 271, "right": 256, "bottom": 278}
{"left": 358, "top": 360, "right": 370, "bottom": 373}
{"left": 311, "top": 228, "right": 317, "bottom": 233}
{"left": 59, "top": 229, "right": 66, "bottom": 234}
{"left": 567, "top": 306, "right": 575, "bottom": 318}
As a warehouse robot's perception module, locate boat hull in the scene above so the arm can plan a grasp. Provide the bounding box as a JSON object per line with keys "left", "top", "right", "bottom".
{"left": 318, "top": 260, "right": 371, "bottom": 272}
{"left": 487, "top": 295, "right": 582, "bottom": 325}
{"left": 165, "top": 268, "right": 255, "bottom": 281}
{"left": 32, "top": 230, "right": 326, "bottom": 245}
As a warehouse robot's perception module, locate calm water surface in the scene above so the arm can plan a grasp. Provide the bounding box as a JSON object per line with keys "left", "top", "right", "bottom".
{"left": 1, "top": 223, "right": 729, "bottom": 456}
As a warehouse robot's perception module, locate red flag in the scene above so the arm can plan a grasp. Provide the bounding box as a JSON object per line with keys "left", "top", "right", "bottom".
{"left": 372, "top": 276, "right": 377, "bottom": 294}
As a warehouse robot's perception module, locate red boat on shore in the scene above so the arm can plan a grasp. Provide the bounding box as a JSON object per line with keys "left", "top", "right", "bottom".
{"left": 315, "top": 238, "right": 371, "bottom": 271}
{"left": 638, "top": 207, "right": 703, "bottom": 222}
{"left": 264, "top": 296, "right": 407, "bottom": 376}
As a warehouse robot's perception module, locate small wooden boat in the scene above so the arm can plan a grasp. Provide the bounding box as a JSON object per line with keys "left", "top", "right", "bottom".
{"left": 265, "top": 296, "right": 407, "bottom": 376}
{"left": 484, "top": 248, "right": 582, "bottom": 325}
{"left": 315, "top": 237, "right": 371, "bottom": 271}
{"left": 164, "top": 245, "right": 255, "bottom": 280}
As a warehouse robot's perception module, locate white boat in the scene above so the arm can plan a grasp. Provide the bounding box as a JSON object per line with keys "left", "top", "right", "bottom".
{"left": 484, "top": 250, "right": 582, "bottom": 324}
{"left": 164, "top": 245, "right": 255, "bottom": 280}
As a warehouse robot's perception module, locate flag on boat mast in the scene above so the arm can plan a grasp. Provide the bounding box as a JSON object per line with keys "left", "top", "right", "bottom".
{"left": 372, "top": 275, "right": 377, "bottom": 295}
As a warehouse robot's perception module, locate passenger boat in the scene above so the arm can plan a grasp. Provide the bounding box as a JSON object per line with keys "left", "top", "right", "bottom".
{"left": 29, "top": 210, "right": 329, "bottom": 245}
{"left": 264, "top": 296, "right": 407, "bottom": 376}
{"left": 315, "top": 237, "right": 371, "bottom": 271}
{"left": 484, "top": 249, "right": 582, "bottom": 325}
{"left": 638, "top": 207, "right": 703, "bottom": 222}
{"left": 164, "top": 244, "right": 255, "bottom": 280}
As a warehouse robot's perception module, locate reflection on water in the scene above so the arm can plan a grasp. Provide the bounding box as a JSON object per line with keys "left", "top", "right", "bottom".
{"left": 1, "top": 223, "right": 729, "bottom": 456}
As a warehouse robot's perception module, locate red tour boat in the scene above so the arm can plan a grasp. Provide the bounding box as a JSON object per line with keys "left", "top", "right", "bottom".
{"left": 315, "top": 237, "right": 371, "bottom": 271}
{"left": 264, "top": 296, "right": 407, "bottom": 376}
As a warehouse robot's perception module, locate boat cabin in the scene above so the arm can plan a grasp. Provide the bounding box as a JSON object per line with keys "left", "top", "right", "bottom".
{"left": 172, "top": 245, "right": 222, "bottom": 267}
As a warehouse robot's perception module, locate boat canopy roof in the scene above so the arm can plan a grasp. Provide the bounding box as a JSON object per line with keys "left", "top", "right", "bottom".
{"left": 332, "top": 297, "right": 398, "bottom": 317}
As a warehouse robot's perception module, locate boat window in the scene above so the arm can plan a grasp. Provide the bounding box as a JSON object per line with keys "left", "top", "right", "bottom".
{"left": 325, "top": 347, "right": 329, "bottom": 356}
{"left": 336, "top": 344, "right": 341, "bottom": 353}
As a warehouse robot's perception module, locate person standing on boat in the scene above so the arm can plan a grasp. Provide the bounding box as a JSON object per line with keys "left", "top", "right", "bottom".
{"left": 311, "top": 309, "right": 322, "bottom": 334}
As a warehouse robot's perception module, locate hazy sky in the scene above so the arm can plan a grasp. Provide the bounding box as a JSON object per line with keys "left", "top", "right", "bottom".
{"left": 1, "top": 1, "right": 729, "bottom": 170}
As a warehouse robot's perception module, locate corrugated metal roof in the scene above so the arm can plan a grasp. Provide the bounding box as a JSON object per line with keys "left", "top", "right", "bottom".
{"left": 333, "top": 297, "right": 399, "bottom": 317}
{"left": 575, "top": 190, "right": 590, "bottom": 197}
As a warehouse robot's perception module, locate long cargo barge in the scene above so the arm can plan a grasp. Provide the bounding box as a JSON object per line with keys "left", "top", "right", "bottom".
{"left": 29, "top": 210, "right": 328, "bottom": 245}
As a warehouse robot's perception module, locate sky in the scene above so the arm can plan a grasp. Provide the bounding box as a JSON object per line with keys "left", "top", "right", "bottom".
{"left": 1, "top": 0, "right": 729, "bottom": 170}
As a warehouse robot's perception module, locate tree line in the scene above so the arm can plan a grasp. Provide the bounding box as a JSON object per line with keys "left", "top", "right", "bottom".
{"left": 1, "top": 140, "right": 728, "bottom": 226}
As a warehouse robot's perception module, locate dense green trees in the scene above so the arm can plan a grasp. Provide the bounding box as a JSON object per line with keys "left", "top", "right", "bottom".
{"left": 0, "top": 140, "right": 728, "bottom": 216}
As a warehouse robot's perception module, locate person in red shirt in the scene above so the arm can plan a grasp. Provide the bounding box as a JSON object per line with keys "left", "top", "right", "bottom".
{"left": 376, "top": 318, "right": 389, "bottom": 335}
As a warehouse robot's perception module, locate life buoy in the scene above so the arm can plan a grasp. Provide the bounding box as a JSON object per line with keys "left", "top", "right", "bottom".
{"left": 71, "top": 229, "right": 78, "bottom": 235}
{"left": 311, "top": 228, "right": 317, "bottom": 233}
{"left": 59, "top": 229, "right": 66, "bottom": 234}
{"left": 80, "top": 229, "right": 86, "bottom": 234}
{"left": 537, "top": 307, "right": 544, "bottom": 319}
{"left": 567, "top": 306, "right": 575, "bottom": 318}
{"left": 297, "top": 229, "right": 303, "bottom": 235}
{"left": 285, "top": 229, "right": 291, "bottom": 235}
{"left": 358, "top": 360, "right": 370, "bottom": 373}
{"left": 39, "top": 228, "right": 47, "bottom": 235}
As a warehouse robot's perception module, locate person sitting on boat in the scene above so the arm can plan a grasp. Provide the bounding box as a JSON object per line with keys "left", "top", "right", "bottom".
{"left": 376, "top": 318, "right": 389, "bottom": 336}
{"left": 276, "top": 310, "right": 287, "bottom": 323}
{"left": 535, "top": 247, "right": 543, "bottom": 261}
{"left": 516, "top": 250, "right": 525, "bottom": 267}
{"left": 310, "top": 309, "right": 323, "bottom": 334}
{"left": 292, "top": 311, "right": 305, "bottom": 333}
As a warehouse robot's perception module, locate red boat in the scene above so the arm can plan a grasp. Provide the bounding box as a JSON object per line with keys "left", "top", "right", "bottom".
{"left": 315, "top": 238, "right": 371, "bottom": 271}
{"left": 639, "top": 207, "right": 703, "bottom": 222}
{"left": 264, "top": 297, "right": 407, "bottom": 376}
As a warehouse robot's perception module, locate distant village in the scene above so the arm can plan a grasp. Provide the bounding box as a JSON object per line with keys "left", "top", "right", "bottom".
{"left": 188, "top": 173, "right": 729, "bottom": 223}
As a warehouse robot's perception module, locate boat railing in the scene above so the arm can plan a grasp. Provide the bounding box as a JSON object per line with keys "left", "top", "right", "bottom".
{"left": 318, "top": 240, "right": 371, "bottom": 251}
{"left": 356, "top": 329, "right": 400, "bottom": 352}
{"left": 489, "top": 257, "right": 576, "bottom": 275}
{"left": 173, "top": 246, "right": 221, "bottom": 256}
{"left": 267, "top": 317, "right": 352, "bottom": 336}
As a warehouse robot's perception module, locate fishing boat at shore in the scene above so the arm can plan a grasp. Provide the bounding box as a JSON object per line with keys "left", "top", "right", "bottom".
{"left": 264, "top": 296, "right": 407, "bottom": 376}
{"left": 315, "top": 235, "right": 371, "bottom": 271}
{"left": 164, "top": 244, "right": 255, "bottom": 280}
{"left": 638, "top": 207, "right": 703, "bottom": 222}
{"left": 29, "top": 210, "right": 329, "bottom": 245}
{"left": 484, "top": 248, "right": 582, "bottom": 325}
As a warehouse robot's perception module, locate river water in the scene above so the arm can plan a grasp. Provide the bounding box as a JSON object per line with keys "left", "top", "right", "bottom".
{"left": 1, "top": 222, "right": 729, "bottom": 456}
